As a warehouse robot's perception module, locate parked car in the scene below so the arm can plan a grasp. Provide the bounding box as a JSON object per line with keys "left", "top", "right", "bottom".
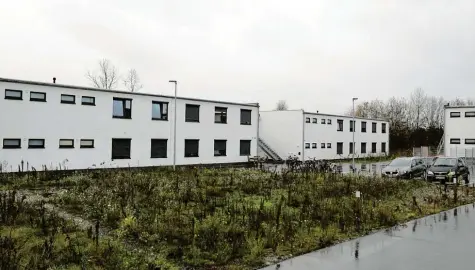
{"left": 426, "top": 157, "right": 470, "bottom": 184}
{"left": 382, "top": 157, "right": 427, "bottom": 179}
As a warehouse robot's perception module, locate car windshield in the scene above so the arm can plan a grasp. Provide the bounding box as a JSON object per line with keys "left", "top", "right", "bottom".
{"left": 433, "top": 158, "right": 457, "bottom": 167}
{"left": 389, "top": 158, "right": 411, "bottom": 167}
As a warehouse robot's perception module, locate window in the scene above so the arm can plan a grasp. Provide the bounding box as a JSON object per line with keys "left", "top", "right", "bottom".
{"left": 59, "top": 139, "right": 74, "bottom": 149}
{"left": 113, "top": 98, "right": 132, "bottom": 119}
{"left": 381, "top": 142, "right": 386, "bottom": 153}
{"left": 28, "top": 139, "right": 45, "bottom": 149}
{"left": 312, "top": 118, "right": 317, "bottom": 123}
{"left": 3, "top": 139, "right": 21, "bottom": 149}
{"left": 372, "top": 122, "right": 377, "bottom": 133}
{"left": 185, "top": 104, "right": 200, "bottom": 122}
{"left": 382, "top": 123, "right": 387, "bottom": 133}
{"left": 30, "top": 92, "right": 46, "bottom": 102}
{"left": 327, "top": 119, "right": 332, "bottom": 125}
{"left": 337, "top": 119, "right": 343, "bottom": 131}
{"left": 349, "top": 142, "right": 354, "bottom": 154}
{"left": 450, "top": 138, "right": 461, "bottom": 144}
{"left": 465, "top": 139, "right": 475, "bottom": 145}
{"left": 306, "top": 117, "right": 310, "bottom": 123}
{"left": 214, "top": 140, "right": 227, "bottom": 156}
{"left": 321, "top": 143, "right": 326, "bottom": 149}
{"left": 350, "top": 120, "right": 355, "bottom": 132}
{"left": 361, "top": 142, "right": 367, "bottom": 154}
{"left": 80, "top": 139, "right": 94, "bottom": 148}
{"left": 312, "top": 143, "right": 317, "bottom": 149}
{"left": 337, "top": 142, "right": 343, "bottom": 155}
{"left": 152, "top": 101, "right": 168, "bottom": 120}
{"left": 371, "top": 143, "right": 377, "bottom": 153}
{"left": 112, "top": 139, "right": 131, "bottom": 159}
{"left": 240, "top": 140, "right": 251, "bottom": 156}
{"left": 61, "top": 94, "right": 75, "bottom": 104}
{"left": 81, "top": 96, "right": 95, "bottom": 106}
{"left": 185, "top": 139, "right": 199, "bottom": 157}
{"left": 215, "top": 107, "right": 227, "bottom": 124}
{"left": 450, "top": 112, "right": 461, "bottom": 118}
{"left": 240, "top": 109, "right": 252, "bottom": 125}
{"left": 305, "top": 143, "right": 310, "bottom": 149}
{"left": 321, "top": 119, "right": 326, "bottom": 124}
{"left": 361, "top": 121, "right": 367, "bottom": 132}
{"left": 5, "top": 89, "right": 22, "bottom": 100}
{"left": 465, "top": 111, "right": 475, "bottom": 118}
{"left": 151, "top": 139, "right": 167, "bottom": 158}
{"left": 327, "top": 143, "right": 331, "bottom": 149}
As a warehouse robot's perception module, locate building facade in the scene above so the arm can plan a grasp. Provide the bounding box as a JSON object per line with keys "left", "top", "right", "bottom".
{"left": 444, "top": 105, "right": 475, "bottom": 158}
{"left": 0, "top": 78, "right": 259, "bottom": 172}
{"left": 259, "top": 110, "right": 389, "bottom": 160}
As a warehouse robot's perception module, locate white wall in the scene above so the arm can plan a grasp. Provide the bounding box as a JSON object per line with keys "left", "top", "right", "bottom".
{"left": 444, "top": 106, "right": 475, "bottom": 157}
{"left": 0, "top": 80, "right": 258, "bottom": 172}
{"left": 259, "top": 110, "right": 303, "bottom": 159}
{"left": 303, "top": 113, "right": 390, "bottom": 160}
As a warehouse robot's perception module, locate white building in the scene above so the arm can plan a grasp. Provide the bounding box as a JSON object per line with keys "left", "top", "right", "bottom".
{"left": 0, "top": 78, "right": 259, "bottom": 172}
{"left": 443, "top": 105, "right": 475, "bottom": 157}
{"left": 259, "top": 110, "right": 390, "bottom": 161}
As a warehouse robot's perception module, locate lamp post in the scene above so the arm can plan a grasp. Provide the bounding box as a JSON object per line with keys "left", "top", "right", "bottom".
{"left": 169, "top": 80, "right": 177, "bottom": 170}
{"left": 352, "top": 97, "right": 358, "bottom": 173}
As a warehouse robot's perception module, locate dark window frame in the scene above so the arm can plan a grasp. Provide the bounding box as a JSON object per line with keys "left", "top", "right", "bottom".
{"left": 321, "top": 143, "right": 326, "bottom": 149}
{"left": 327, "top": 143, "right": 331, "bottom": 149}
{"left": 28, "top": 139, "right": 45, "bottom": 149}
{"left": 337, "top": 142, "right": 343, "bottom": 155}
{"left": 240, "top": 109, "right": 252, "bottom": 125}
{"left": 321, "top": 119, "right": 326, "bottom": 124}
{"left": 185, "top": 139, "right": 199, "bottom": 157}
{"left": 5, "top": 89, "right": 23, "bottom": 100}
{"left": 113, "top": 98, "right": 132, "bottom": 119}
{"left": 305, "top": 143, "right": 310, "bottom": 149}
{"left": 80, "top": 139, "right": 95, "bottom": 149}
{"left": 371, "top": 142, "right": 377, "bottom": 153}
{"left": 450, "top": 112, "right": 461, "bottom": 118}
{"left": 214, "top": 107, "right": 228, "bottom": 124}
{"left": 240, "top": 140, "right": 251, "bottom": 156}
{"left": 81, "top": 96, "right": 96, "bottom": 106}
{"left": 61, "top": 94, "right": 76, "bottom": 104}
{"left": 185, "top": 104, "right": 200, "bottom": 123}
{"left": 59, "top": 139, "right": 74, "bottom": 149}
{"left": 350, "top": 120, "right": 355, "bottom": 132}
{"left": 361, "top": 121, "right": 367, "bottom": 133}
{"left": 372, "top": 122, "right": 377, "bottom": 133}
{"left": 311, "top": 143, "right": 317, "bottom": 149}
{"left": 381, "top": 142, "right": 386, "bottom": 153}
{"left": 214, "top": 140, "right": 227, "bottom": 156}
{"left": 450, "top": 138, "right": 461, "bottom": 144}
{"left": 152, "top": 101, "right": 169, "bottom": 121}
{"left": 382, "top": 123, "right": 387, "bottom": 133}
{"left": 111, "top": 138, "right": 131, "bottom": 160}
{"left": 337, "top": 119, "right": 343, "bottom": 131}
{"left": 3, "top": 138, "right": 21, "bottom": 149}
{"left": 465, "top": 139, "right": 475, "bottom": 145}
{"left": 465, "top": 111, "right": 475, "bottom": 118}
{"left": 151, "top": 139, "right": 168, "bottom": 158}
{"left": 349, "top": 142, "right": 354, "bottom": 154}
{"left": 312, "top": 118, "right": 317, "bottom": 124}
{"left": 30, "top": 91, "right": 46, "bottom": 102}
{"left": 361, "top": 142, "right": 367, "bottom": 154}
{"left": 327, "top": 119, "right": 332, "bottom": 125}
{"left": 305, "top": 117, "right": 311, "bottom": 123}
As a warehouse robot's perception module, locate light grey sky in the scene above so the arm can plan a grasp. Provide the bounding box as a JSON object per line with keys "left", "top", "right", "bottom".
{"left": 1, "top": 0, "right": 474, "bottom": 113}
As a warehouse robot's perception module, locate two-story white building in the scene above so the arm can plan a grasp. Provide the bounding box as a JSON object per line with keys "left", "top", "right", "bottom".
{"left": 258, "top": 110, "right": 390, "bottom": 161}
{"left": 0, "top": 78, "right": 259, "bottom": 172}
{"left": 443, "top": 105, "right": 475, "bottom": 158}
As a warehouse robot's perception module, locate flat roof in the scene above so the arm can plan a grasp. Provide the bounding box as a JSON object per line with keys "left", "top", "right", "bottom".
{"left": 260, "top": 109, "right": 389, "bottom": 122}
{"left": 0, "top": 77, "right": 259, "bottom": 107}
{"left": 444, "top": 105, "right": 475, "bottom": 109}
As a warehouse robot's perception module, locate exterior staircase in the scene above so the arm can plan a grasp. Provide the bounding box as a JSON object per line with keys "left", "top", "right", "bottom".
{"left": 258, "top": 138, "right": 283, "bottom": 162}
{"left": 436, "top": 135, "right": 444, "bottom": 156}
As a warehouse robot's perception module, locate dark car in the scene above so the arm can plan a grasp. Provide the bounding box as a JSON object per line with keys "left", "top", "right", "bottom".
{"left": 382, "top": 157, "right": 427, "bottom": 179}
{"left": 426, "top": 157, "right": 470, "bottom": 184}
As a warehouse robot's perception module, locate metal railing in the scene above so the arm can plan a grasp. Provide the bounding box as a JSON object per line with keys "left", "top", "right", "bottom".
{"left": 436, "top": 135, "right": 444, "bottom": 156}
{"left": 258, "top": 138, "right": 283, "bottom": 162}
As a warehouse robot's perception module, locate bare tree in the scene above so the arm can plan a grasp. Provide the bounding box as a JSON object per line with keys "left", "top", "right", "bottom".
{"left": 86, "top": 59, "right": 119, "bottom": 89}
{"left": 276, "top": 100, "right": 289, "bottom": 110}
{"left": 123, "top": 69, "right": 143, "bottom": 92}
{"left": 408, "top": 88, "right": 427, "bottom": 129}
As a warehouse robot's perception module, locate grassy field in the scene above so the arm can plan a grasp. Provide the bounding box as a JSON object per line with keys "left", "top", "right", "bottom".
{"left": 1, "top": 166, "right": 474, "bottom": 269}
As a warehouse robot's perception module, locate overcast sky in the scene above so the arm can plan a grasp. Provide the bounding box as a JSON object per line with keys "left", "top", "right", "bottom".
{"left": 1, "top": 0, "right": 474, "bottom": 113}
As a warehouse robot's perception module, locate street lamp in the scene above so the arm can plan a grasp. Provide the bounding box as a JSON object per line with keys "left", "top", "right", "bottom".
{"left": 352, "top": 97, "right": 358, "bottom": 173}
{"left": 169, "top": 80, "right": 177, "bottom": 170}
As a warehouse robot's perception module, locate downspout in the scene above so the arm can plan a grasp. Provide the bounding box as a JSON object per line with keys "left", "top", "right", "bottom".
{"left": 256, "top": 103, "right": 260, "bottom": 158}
{"left": 302, "top": 109, "right": 305, "bottom": 161}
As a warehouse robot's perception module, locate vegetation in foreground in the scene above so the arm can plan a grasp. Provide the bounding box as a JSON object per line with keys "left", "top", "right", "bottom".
{"left": 1, "top": 167, "right": 474, "bottom": 269}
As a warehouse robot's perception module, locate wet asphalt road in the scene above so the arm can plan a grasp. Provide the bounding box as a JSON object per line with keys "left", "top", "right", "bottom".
{"left": 261, "top": 204, "right": 475, "bottom": 270}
